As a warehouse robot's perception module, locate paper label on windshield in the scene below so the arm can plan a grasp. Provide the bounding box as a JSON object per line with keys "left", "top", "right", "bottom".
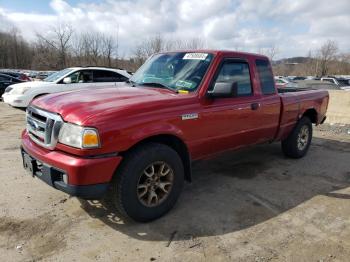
{"left": 176, "top": 80, "right": 193, "bottom": 89}
{"left": 183, "top": 53, "right": 208, "bottom": 60}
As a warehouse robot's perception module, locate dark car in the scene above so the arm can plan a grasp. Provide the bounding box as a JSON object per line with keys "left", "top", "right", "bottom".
{"left": 0, "top": 73, "right": 24, "bottom": 97}
{"left": 36, "top": 72, "right": 49, "bottom": 80}
{"left": 336, "top": 78, "right": 350, "bottom": 87}
{"left": 2, "top": 72, "right": 31, "bottom": 81}
{"left": 293, "top": 76, "right": 306, "bottom": 80}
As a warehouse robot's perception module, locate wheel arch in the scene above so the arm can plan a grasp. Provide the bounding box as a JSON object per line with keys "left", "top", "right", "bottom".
{"left": 302, "top": 108, "right": 318, "bottom": 124}
{"left": 121, "top": 134, "right": 192, "bottom": 182}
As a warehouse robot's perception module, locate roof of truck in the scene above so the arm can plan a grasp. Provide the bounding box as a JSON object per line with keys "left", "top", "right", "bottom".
{"left": 158, "top": 49, "right": 270, "bottom": 60}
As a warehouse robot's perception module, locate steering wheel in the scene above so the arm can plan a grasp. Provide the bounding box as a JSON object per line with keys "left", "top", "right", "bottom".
{"left": 189, "top": 76, "right": 202, "bottom": 82}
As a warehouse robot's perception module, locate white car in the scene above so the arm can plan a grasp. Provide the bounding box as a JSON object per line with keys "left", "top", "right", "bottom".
{"left": 2, "top": 67, "right": 131, "bottom": 108}
{"left": 274, "top": 77, "right": 298, "bottom": 88}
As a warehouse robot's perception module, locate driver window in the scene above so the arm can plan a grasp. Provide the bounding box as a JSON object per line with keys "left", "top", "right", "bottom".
{"left": 213, "top": 61, "right": 252, "bottom": 96}
{"left": 68, "top": 71, "right": 79, "bottom": 83}
{"left": 68, "top": 70, "right": 93, "bottom": 83}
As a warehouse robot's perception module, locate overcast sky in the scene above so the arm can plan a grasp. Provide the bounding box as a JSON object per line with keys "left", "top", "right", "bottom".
{"left": 0, "top": 0, "right": 349, "bottom": 59}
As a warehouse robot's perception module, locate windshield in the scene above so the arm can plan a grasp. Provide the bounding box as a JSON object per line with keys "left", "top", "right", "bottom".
{"left": 130, "top": 52, "right": 214, "bottom": 92}
{"left": 43, "top": 68, "right": 74, "bottom": 82}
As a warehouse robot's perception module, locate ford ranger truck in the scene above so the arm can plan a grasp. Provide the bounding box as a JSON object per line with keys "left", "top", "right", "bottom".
{"left": 21, "top": 51, "right": 329, "bottom": 222}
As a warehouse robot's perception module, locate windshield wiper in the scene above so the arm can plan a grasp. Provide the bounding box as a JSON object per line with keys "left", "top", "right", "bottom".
{"left": 137, "top": 82, "right": 178, "bottom": 93}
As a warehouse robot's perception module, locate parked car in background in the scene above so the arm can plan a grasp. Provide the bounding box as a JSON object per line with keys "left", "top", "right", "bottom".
{"left": 275, "top": 77, "right": 298, "bottom": 88}
{"left": 287, "top": 76, "right": 297, "bottom": 81}
{"left": 293, "top": 76, "right": 306, "bottom": 81}
{"left": 0, "top": 73, "right": 24, "bottom": 97}
{"left": 28, "top": 72, "right": 38, "bottom": 79}
{"left": 35, "top": 72, "right": 49, "bottom": 81}
{"left": 320, "top": 77, "right": 350, "bottom": 90}
{"left": 2, "top": 67, "right": 131, "bottom": 108}
{"left": 2, "top": 71, "right": 31, "bottom": 81}
{"left": 306, "top": 76, "right": 316, "bottom": 80}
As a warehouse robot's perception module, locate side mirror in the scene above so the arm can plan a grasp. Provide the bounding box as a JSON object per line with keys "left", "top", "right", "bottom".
{"left": 63, "top": 77, "right": 72, "bottom": 84}
{"left": 207, "top": 82, "right": 238, "bottom": 98}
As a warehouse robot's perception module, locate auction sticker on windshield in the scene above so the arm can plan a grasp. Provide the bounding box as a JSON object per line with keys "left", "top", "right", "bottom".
{"left": 176, "top": 80, "right": 193, "bottom": 89}
{"left": 183, "top": 53, "right": 208, "bottom": 60}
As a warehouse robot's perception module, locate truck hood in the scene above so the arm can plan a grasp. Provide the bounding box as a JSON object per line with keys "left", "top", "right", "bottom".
{"left": 32, "top": 85, "right": 181, "bottom": 125}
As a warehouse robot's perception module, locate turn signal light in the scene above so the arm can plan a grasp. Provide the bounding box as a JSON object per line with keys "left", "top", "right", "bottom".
{"left": 82, "top": 129, "right": 100, "bottom": 148}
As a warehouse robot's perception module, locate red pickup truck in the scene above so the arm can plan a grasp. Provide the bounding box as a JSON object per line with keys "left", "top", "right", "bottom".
{"left": 21, "top": 50, "right": 328, "bottom": 222}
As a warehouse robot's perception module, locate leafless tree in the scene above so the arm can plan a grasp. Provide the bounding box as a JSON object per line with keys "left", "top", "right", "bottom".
{"left": 32, "top": 40, "right": 60, "bottom": 69}
{"left": 337, "top": 53, "right": 350, "bottom": 74}
{"left": 317, "top": 40, "right": 338, "bottom": 76}
{"left": 86, "top": 32, "right": 102, "bottom": 65}
{"left": 165, "top": 37, "right": 205, "bottom": 51}
{"left": 2, "top": 26, "right": 349, "bottom": 78}
{"left": 101, "top": 34, "right": 116, "bottom": 67}
{"left": 133, "top": 35, "right": 206, "bottom": 66}
{"left": 36, "top": 23, "right": 74, "bottom": 68}
{"left": 0, "top": 28, "right": 33, "bottom": 68}
{"left": 133, "top": 35, "right": 164, "bottom": 66}
{"left": 70, "top": 33, "right": 85, "bottom": 65}
{"left": 258, "top": 45, "right": 279, "bottom": 61}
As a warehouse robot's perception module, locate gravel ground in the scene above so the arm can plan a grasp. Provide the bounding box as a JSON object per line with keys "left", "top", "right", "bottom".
{"left": 0, "top": 103, "right": 350, "bottom": 262}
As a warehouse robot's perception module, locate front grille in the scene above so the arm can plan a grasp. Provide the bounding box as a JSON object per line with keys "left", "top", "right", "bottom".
{"left": 26, "top": 106, "right": 63, "bottom": 149}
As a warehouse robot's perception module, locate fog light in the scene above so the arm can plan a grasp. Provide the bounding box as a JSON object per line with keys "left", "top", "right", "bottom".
{"left": 62, "top": 174, "right": 68, "bottom": 184}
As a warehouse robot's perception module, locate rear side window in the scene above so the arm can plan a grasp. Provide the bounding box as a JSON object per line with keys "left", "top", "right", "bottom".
{"left": 93, "top": 70, "right": 128, "bottom": 82}
{"left": 256, "top": 59, "right": 275, "bottom": 95}
{"left": 213, "top": 61, "right": 252, "bottom": 96}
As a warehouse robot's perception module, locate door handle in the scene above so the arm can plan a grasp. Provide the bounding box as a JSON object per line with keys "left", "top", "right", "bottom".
{"left": 251, "top": 103, "right": 260, "bottom": 110}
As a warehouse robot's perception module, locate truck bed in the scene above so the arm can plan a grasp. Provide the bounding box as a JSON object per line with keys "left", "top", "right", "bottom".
{"left": 276, "top": 88, "right": 329, "bottom": 140}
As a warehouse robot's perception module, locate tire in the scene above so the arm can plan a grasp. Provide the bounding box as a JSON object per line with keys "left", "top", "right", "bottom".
{"left": 109, "top": 143, "right": 184, "bottom": 222}
{"left": 281, "top": 116, "right": 312, "bottom": 158}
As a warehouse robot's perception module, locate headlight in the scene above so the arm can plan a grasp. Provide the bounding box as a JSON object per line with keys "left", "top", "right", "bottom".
{"left": 11, "top": 86, "right": 31, "bottom": 95}
{"left": 58, "top": 123, "right": 100, "bottom": 149}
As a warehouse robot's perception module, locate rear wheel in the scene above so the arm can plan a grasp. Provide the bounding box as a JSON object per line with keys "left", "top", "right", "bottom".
{"left": 281, "top": 116, "right": 312, "bottom": 158}
{"left": 109, "top": 143, "right": 184, "bottom": 222}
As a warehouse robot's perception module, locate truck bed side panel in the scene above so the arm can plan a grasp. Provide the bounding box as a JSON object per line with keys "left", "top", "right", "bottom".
{"left": 275, "top": 94, "right": 299, "bottom": 141}
{"left": 276, "top": 90, "right": 329, "bottom": 140}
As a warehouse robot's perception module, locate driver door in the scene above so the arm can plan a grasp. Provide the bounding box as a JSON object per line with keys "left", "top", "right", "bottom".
{"left": 197, "top": 58, "right": 263, "bottom": 156}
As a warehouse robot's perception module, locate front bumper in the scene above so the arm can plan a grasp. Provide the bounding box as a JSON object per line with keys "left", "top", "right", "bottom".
{"left": 2, "top": 93, "right": 29, "bottom": 107}
{"left": 21, "top": 131, "right": 122, "bottom": 199}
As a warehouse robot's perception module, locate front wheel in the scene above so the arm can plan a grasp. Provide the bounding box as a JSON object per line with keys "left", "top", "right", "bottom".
{"left": 109, "top": 143, "right": 184, "bottom": 222}
{"left": 281, "top": 116, "right": 312, "bottom": 158}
